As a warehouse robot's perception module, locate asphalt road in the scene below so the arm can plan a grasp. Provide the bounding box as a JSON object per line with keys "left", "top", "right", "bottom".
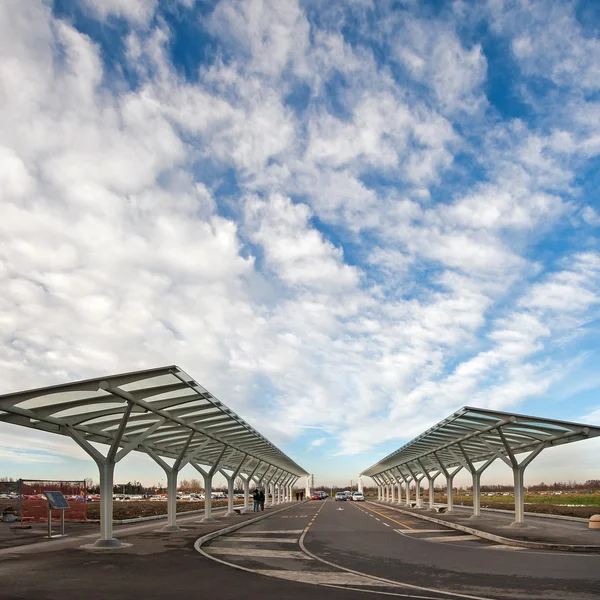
{"left": 2, "top": 500, "right": 598, "bottom": 600}
{"left": 203, "top": 499, "right": 600, "bottom": 600}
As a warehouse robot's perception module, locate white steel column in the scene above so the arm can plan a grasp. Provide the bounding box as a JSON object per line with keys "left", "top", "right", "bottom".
{"left": 191, "top": 445, "right": 228, "bottom": 523}
{"left": 358, "top": 477, "right": 363, "bottom": 493}
{"left": 457, "top": 444, "right": 495, "bottom": 520}
{"left": 66, "top": 399, "right": 135, "bottom": 548}
{"left": 220, "top": 453, "right": 248, "bottom": 518}
{"left": 402, "top": 473, "right": 412, "bottom": 505}
{"left": 268, "top": 470, "right": 283, "bottom": 505}
{"left": 386, "top": 471, "right": 396, "bottom": 503}
{"left": 433, "top": 452, "right": 462, "bottom": 513}
{"left": 144, "top": 430, "right": 204, "bottom": 532}
{"left": 498, "top": 431, "right": 548, "bottom": 527}
{"left": 418, "top": 460, "right": 441, "bottom": 511}
{"left": 264, "top": 468, "right": 277, "bottom": 508}
{"left": 241, "top": 460, "right": 263, "bottom": 513}
{"left": 276, "top": 473, "right": 288, "bottom": 503}
{"left": 392, "top": 469, "right": 402, "bottom": 504}
{"left": 305, "top": 475, "right": 311, "bottom": 499}
{"left": 406, "top": 464, "right": 425, "bottom": 508}
{"left": 374, "top": 476, "right": 381, "bottom": 500}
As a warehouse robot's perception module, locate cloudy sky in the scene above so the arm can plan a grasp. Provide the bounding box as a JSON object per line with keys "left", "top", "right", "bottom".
{"left": 1, "top": 0, "right": 600, "bottom": 489}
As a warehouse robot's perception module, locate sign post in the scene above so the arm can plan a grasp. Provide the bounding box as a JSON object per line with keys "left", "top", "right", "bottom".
{"left": 43, "top": 491, "right": 70, "bottom": 539}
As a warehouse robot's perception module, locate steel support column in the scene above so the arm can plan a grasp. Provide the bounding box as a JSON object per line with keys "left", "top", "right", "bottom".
{"left": 457, "top": 443, "right": 495, "bottom": 520}
{"left": 433, "top": 452, "right": 462, "bottom": 513}
{"left": 220, "top": 453, "right": 248, "bottom": 517}
{"left": 191, "top": 445, "right": 228, "bottom": 523}
{"left": 498, "top": 431, "right": 548, "bottom": 527}
{"left": 406, "top": 464, "right": 425, "bottom": 508}
{"left": 66, "top": 399, "right": 134, "bottom": 548}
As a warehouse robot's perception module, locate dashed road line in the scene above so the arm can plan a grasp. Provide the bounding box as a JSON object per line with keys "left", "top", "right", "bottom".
{"left": 353, "top": 502, "right": 414, "bottom": 530}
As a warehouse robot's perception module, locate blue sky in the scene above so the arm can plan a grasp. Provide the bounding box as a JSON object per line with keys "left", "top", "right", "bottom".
{"left": 1, "top": 0, "right": 600, "bottom": 489}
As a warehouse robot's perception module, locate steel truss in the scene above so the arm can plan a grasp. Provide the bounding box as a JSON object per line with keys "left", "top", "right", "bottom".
{"left": 361, "top": 406, "right": 600, "bottom": 526}
{"left": 0, "top": 366, "right": 307, "bottom": 546}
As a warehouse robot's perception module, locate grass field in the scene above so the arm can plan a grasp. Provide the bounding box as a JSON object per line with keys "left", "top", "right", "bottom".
{"left": 452, "top": 493, "right": 600, "bottom": 506}
{"left": 439, "top": 493, "right": 600, "bottom": 518}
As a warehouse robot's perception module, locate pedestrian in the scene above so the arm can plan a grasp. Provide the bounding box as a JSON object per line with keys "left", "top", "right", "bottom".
{"left": 300, "top": 490, "right": 304, "bottom": 501}
{"left": 296, "top": 491, "right": 300, "bottom": 501}
{"left": 253, "top": 488, "right": 260, "bottom": 512}
{"left": 259, "top": 488, "right": 265, "bottom": 511}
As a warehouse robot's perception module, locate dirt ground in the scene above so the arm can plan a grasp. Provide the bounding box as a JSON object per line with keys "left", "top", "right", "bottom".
{"left": 0, "top": 498, "right": 243, "bottom": 521}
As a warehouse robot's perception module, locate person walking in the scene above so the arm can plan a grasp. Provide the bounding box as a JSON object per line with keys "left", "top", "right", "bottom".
{"left": 259, "top": 488, "right": 265, "bottom": 511}
{"left": 300, "top": 490, "right": 304, "bottom": 501}
{"left": 253, "top": 488, "right": 260, "bottom": 512}
{"left": 295, "top": 491, "right": 299, "bottom": 502}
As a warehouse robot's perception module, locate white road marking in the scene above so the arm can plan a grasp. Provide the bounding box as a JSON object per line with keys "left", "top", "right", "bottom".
{"left": 423, "top": 535, "right": 479, "bottom": 543}
{"left": 208, "top": 547, "right": 313, "bottom": 559}
{"left": 235, "top": 530, "right": 304, "bottom": 534}
{"left": 399, "top": 529, "right": 449, "bottom": 534}
{"left": 253, "top": 569, "right": 397, "bottom": 587}
{"left": 487, "top": 545, "right": 527, "bottom": 551}
{"left": 224, "top": 537, "right": 298, "bottom": 543}
{"left": 383, "top": 523, "right": 390, "bottom": 527}
{"left": 375, "top": 518, "right": 381, "bottom": 521}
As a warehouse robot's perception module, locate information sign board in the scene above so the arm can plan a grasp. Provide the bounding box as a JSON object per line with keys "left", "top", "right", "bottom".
{"left": 43, "top": 491, "right": 70, "bottom": 510}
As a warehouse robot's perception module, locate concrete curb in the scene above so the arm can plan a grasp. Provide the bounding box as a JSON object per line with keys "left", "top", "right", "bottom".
{"left": 369, "top": 501, "right": 600, "bottom": 554}
{"left": 195, "top": 501, "right": 308, "bottom": 550}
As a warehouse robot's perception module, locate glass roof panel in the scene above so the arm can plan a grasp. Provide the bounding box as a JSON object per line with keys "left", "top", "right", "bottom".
{"left": 361, "top": 406, "right": 600, "bottom": 478}
{"left": 52, "top": 402, "right": 126, "bottom": 419}
{"left": 121, "top": 373, "right": 180, "bottom": 392}
{"left": 144, "top": 388, "right": 196, "bottom": 402}
{"left": 18, "top": 390, "right": 108, "bottom": 410}
{"left": 0, "top": 366, "right": 308, "bottom": 477}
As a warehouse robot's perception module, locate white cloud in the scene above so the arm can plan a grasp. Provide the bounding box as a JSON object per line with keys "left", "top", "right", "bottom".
{"left": 244, "top": 193, "right": 361, "bottom": 291}
{"left": 308, "top": 438, "right": 326, "bottom": 450}
{"left": 395, "top": 16, "right": 488, "bottom": 114}
{"left": 82, "top": 0, "right": 158, "bottom": 25}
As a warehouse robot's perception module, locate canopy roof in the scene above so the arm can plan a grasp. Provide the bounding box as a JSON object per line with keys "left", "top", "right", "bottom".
{"left": 0, "top": 366, "right": 307, "bottom": 478}
{"left": 361, "top": 406, "right": 600, "bottom": 478}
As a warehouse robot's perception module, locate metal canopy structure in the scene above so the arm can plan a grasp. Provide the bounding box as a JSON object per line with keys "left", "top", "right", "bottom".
{"left": 361, "top": 406, "right": 600, "bottom": 525}
{"left": 0, "top": 366, "right": 308, "bottom": 546}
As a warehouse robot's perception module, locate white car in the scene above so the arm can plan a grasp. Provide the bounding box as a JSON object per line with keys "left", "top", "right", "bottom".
{"left": 351, "top": 492, "right": 365, "bottom": 502}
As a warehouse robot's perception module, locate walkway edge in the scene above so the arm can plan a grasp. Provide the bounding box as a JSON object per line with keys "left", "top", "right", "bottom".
{"left": 369, "top": 502, "right": 600, "bottom": 554}
{"left": 195, "top": 502, "right": 306, "bottom": 551}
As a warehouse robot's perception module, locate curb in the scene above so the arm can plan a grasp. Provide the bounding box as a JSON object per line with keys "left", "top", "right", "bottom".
{"left": 195, "top": 501, "right": 308, "bottom": 551}
{"left": 369, "top": 502, "right": 600, "bottom": 554}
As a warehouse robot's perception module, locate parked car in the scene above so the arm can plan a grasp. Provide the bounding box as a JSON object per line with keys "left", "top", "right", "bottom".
{"left": 351, "top": 492, "right": 365, "bottom": 502}
{"left": 319, "top": 491, "right": 328, "bottom": 499}
{"left": 310, "top": 492, "right": 321, "bottom": 500}
{"left": 335, "top": 492, "right": 347, "bottom": 501}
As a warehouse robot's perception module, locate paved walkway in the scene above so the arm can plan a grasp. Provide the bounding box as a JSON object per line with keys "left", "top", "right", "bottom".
{"left": 1, "top": 501, "right": 376, "bottom": 600}
{"left": 0, "top": 504, "right": 281, "bottom": 555}
{"left": 372, "top": 501, "right": 600, "bottom": 548}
